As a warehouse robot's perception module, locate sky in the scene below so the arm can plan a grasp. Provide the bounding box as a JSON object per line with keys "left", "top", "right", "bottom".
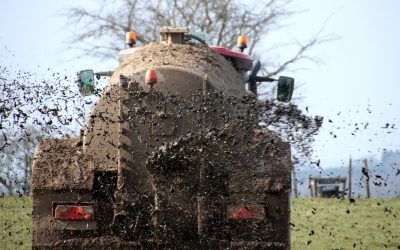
{"left": 0, "top": 0, "right": 399, "bottom": 168}
{"left": 284, "top": 0, "right": 400, "bottom": 167}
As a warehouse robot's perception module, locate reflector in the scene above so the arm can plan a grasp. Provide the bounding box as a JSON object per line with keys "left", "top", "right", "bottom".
{"left": 228, "top": 204, "right": 265, "bottom": 220}
{"left": 54, "top": 205, "right": 95, "bottom": 221}
{"left": 144, "top": 68, "right": 157, "bottom": 85}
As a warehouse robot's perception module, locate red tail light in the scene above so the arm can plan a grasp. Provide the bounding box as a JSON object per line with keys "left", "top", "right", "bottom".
{"left": 54, "top": 205, "right": 95, "bottom": 221}
{"left": 144, "top": 68, "right": 157, "bottom": 85}
{"left": 228, "top": 204, "right": 265, "bottom": 220}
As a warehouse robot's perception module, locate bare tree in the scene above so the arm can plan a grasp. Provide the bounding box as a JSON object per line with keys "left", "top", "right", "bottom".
{"left": 62, "top": 0, "right": 335, "bottom": 82}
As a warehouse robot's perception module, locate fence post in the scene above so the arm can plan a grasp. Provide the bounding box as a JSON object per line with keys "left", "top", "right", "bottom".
{"left": 348, "top": 156, "right": 352, "bottom": 198}
{"left": 364, "top": 159, "right": 371, "bottom": 198}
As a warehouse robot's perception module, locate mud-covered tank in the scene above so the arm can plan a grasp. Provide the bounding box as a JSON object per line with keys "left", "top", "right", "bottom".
{"left": 31, "top": 28, "right": 292, "bottom": 249}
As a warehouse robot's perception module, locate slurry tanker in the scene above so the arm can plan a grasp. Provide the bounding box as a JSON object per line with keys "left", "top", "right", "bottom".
{"left": 32, "top": 27, "right": 294, "bottom": 249}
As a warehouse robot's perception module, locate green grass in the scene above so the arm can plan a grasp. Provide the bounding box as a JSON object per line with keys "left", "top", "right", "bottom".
{"left": 291, "top": 198, "right": 400, "bottom": 250}
{"left": 0, "top": 196, "right": 32, "bottom": 250}
{"left": 0, "top": 197, "right": 399, "bottom": 249}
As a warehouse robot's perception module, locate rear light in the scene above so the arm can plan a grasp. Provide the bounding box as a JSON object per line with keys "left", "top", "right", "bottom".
{"left": 237, "top": 35, "right": 248, "bottom": 52}
{"left": 125, "top": 31, "right": 136, "bottom": 47}
{"left": 54, "top": 205, "right": 95, "bottom": 221}
{"left": 144, "top": 68, "right": 157, "bottom": 85}
{"left": 228, "top": 204, "right": 265, "bottom": 220}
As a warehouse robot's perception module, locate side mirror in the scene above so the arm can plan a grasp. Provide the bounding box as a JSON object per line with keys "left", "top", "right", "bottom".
{"left": 277, "top": 76, "right": 294, "bottom": 102}
{"left": 78, "top": 69, "right": 95, "bottom": 96}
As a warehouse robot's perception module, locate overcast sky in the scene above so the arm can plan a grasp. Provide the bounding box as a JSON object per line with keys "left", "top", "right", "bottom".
{"left": 1, "top": 0, "right": 399, "bottom": 168}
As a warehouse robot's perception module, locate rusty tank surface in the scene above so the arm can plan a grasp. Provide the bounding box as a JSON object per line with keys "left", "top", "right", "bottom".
{"left": 31, "top": 27, "right": 293, "bottom": 249}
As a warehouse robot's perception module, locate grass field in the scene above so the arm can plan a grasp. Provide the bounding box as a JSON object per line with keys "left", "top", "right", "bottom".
{"left": 291, "top": 198, "right": 400, "bottom": 249}
{"left": 0, "top": 197, "right": 399, "bottom": 249}
{"left": 0, "top": 196, "right": 32, "bottom": 250}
